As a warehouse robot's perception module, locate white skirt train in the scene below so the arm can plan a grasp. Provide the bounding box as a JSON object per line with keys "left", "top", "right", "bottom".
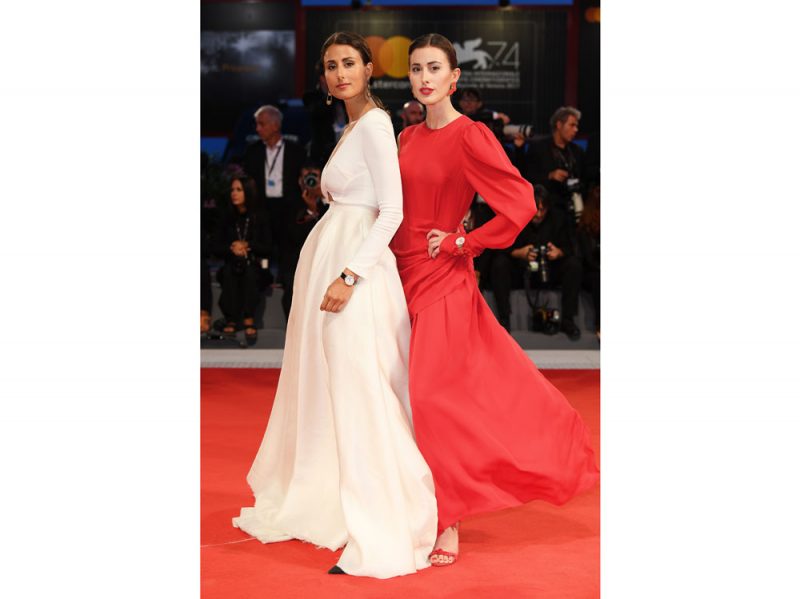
{"left": 232, "top": 202, "right": 437, "bottom": 578}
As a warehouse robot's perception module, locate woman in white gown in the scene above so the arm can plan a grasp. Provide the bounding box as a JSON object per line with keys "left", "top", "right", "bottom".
{"left": 232, "top": 31, "right": 437, "bottom": 579}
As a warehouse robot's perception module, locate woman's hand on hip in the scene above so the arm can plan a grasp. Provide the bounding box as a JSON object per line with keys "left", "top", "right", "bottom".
{"left": 426, "top": 229, "right": 451, "bottom": 259}
{"left": 320, "top": 278, "right": 354, "bottom": 313}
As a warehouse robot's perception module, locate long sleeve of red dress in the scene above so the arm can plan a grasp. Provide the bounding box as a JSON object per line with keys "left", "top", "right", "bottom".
{"left": 439, "top": 122, "right": 536, "bottom": 258}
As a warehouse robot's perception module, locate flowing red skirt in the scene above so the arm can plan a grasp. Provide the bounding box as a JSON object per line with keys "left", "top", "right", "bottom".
{"left": 408, "top": 279, "right": 599, "bottom": 531}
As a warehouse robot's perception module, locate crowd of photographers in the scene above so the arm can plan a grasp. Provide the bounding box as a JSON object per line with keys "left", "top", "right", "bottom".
{"left": 201, "top": 85, "right": 600, "bottom": 344}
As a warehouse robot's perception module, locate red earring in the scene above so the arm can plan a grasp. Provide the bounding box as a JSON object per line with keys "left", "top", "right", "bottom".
{"left": 449, "top": 83, "right": 457, "bottom": 96}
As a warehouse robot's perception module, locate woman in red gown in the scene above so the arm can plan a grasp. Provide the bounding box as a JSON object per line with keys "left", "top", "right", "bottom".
{"left": 390, "top": 33, "right": 600, "bottom": 566}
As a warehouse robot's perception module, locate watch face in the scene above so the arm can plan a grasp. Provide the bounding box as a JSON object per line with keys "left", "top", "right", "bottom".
{"left": 344, "top": 274, "right": 355, "bottom": 286}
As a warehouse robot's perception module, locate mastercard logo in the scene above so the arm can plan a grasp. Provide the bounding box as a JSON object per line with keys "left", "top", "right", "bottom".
{"left": 365, "top": 35, "right": 413, "bottom": 79}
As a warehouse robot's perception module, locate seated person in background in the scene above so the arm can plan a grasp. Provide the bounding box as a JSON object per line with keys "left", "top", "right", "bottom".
{"left": 213, "top": 174, "right": 272, "bottom": 345}
{"left": 513, "top": 106, "right": 585, "bottom": 222}
{"left": 479, "top": 185, "right": 582, "bottom": 340}
{"left": 576, "top": 183, "right": 600, "bottom": 339}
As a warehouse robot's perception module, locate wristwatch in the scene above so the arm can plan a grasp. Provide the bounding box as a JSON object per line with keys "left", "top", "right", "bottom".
{"left": 455, "top": 236, "right": 466, "bottom": 250}
{"left": 340, "top": 272, "right": 356, "bottom": 286}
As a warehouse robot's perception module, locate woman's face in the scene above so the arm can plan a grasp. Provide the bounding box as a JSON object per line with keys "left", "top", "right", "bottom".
{"left": 230, "top": 179, "right": 245, "bottom": 207}
{"left": 323, "top": 44, "right": 373, "bottom": 102}
{"left": 408, "top": 47, "right": 460, "bottom": 107}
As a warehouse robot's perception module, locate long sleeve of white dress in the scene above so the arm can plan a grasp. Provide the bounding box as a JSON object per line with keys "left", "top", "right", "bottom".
{"left": 320, "top": 109, "right": 404, "bottom": 280}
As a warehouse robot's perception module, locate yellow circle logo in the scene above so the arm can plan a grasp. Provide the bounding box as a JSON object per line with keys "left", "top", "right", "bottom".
{"left": 366, "top": 35, "right": 413, "bottom": 79}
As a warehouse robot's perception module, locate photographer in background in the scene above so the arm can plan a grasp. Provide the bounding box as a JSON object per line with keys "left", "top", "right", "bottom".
{"left": 458, "top": 87, "right": 510, "bottom": 127}
{"left": 213, "top": 174, "right": 272, "bottom": 345}
{"left": 514, "top": 106, "right": 585, "bottom": 223}
{"left": 458, "top": 87, "right": 536, "bottom": 146}
{"left": 457, "top": 87, "right": 513, "bottom": 146}
{"left": 493, "top": 185, "right": 582, "bottom": 340}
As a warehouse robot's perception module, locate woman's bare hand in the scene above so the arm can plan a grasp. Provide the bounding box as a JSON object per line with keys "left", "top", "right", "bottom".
{"left": 320, "top": 277, "right": 355, "bottom": 312}
{"left": 426, "top": 229, "right": 450, "bottom": 259}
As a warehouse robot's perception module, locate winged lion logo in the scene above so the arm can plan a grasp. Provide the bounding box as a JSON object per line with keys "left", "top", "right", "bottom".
{"left": 453, "top": 38, "right": 493, "bottom": 70}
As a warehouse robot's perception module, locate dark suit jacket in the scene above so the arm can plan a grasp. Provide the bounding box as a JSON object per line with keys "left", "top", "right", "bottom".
{"left": 513, "top": 136, "right": 585, "bottom": 208}
{"left": 242, "top": 137, "right": 305, "bottom": 205}
{"left": 242, "top": 137, "right": 307, "bottom": 252}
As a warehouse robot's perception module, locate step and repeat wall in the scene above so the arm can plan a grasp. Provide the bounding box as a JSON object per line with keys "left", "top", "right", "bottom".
{"left": 305, "top": 8, "right": 567, "bottom": 132}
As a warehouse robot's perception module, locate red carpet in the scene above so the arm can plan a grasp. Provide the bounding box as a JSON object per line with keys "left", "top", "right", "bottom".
{"left": 201, "top": 368, "right": 599, "bottom": 598}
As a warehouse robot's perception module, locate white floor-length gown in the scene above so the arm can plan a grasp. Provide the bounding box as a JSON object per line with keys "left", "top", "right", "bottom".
{"left": 233, "top": 108, "right": 437, "bottom": 579}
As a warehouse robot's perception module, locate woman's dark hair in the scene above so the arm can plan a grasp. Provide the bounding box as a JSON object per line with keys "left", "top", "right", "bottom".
{"left": 229, "top": 174, "right": 259, "bottom": 214}
{"left": 319, "top": 31, "right": 388, "bottom": 114}
{"left": 408, "top": 33, "right": 458, "bottom": 70}
{"left": 533, "top": 184, "right": 551, "bottom": 212}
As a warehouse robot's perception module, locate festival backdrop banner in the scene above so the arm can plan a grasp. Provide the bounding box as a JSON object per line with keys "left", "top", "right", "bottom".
{"left": 306, "top": 9, "right": 567, "bottom": 132}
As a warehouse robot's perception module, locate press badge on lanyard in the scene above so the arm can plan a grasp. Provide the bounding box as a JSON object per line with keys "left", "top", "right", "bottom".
{"left": 266, "top": 143, "right": 283, "bottom": 190}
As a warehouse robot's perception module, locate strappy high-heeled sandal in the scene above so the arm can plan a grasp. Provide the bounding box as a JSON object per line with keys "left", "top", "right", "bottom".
{"left": 429, "top": 548, "right": 458, "bottom": 566}
{"left": 429, "top": 522, "right": 459, "bottom": 567}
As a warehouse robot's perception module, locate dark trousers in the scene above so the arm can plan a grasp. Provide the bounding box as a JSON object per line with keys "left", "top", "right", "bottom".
{"left": 530, "top": 255, "right": 581, "bottom": 320}
{"left": 477, "top": 250, "right": 519, "bottom": 322}
{"left": 201, "top": 257, "right": 212, "bottom": 314}
{"left": 482, "top": 252, "right": 582, "bottom": 322}
{"left": 265, "top": 196, "right": 301, "bottom": 319}
{"left": 278, "top": 249, "right": 300, "bottom": 319}
{"left": 582, "top": 268, "right": 600, "bottom": 332}
{"left": 217, "top": 263, "right": 261, "bottom": 323}
{"left": 264, "top": 195, "right": 291, "bottom": 263}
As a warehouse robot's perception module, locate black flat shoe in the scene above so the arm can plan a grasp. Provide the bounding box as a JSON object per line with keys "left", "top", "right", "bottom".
{"left": 327, "top": 565, "right": 346, "bottom": 575}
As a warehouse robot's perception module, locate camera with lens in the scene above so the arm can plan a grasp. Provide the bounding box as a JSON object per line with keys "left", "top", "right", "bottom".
{"left": 502, "top": 123, "right": 535, "bottom": 139}
{"left": 302, "top": 172, "right": 319, "bottom": 189}
{"left": 531, "top": 306, "right": 561, "bottom": 335}
{"left": 468, "top": 110, "right": 505, "bottom": 142}
{"left": 528, "top": 244, "right": 550, "bottom": 284}
{"left": 566, "top": 176, "right": 584, "bottom": 222}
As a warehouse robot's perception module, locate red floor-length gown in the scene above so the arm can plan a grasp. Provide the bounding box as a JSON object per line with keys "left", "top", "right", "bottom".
{"left": 390, "top": 115, "right": 599, "bottom": 531}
